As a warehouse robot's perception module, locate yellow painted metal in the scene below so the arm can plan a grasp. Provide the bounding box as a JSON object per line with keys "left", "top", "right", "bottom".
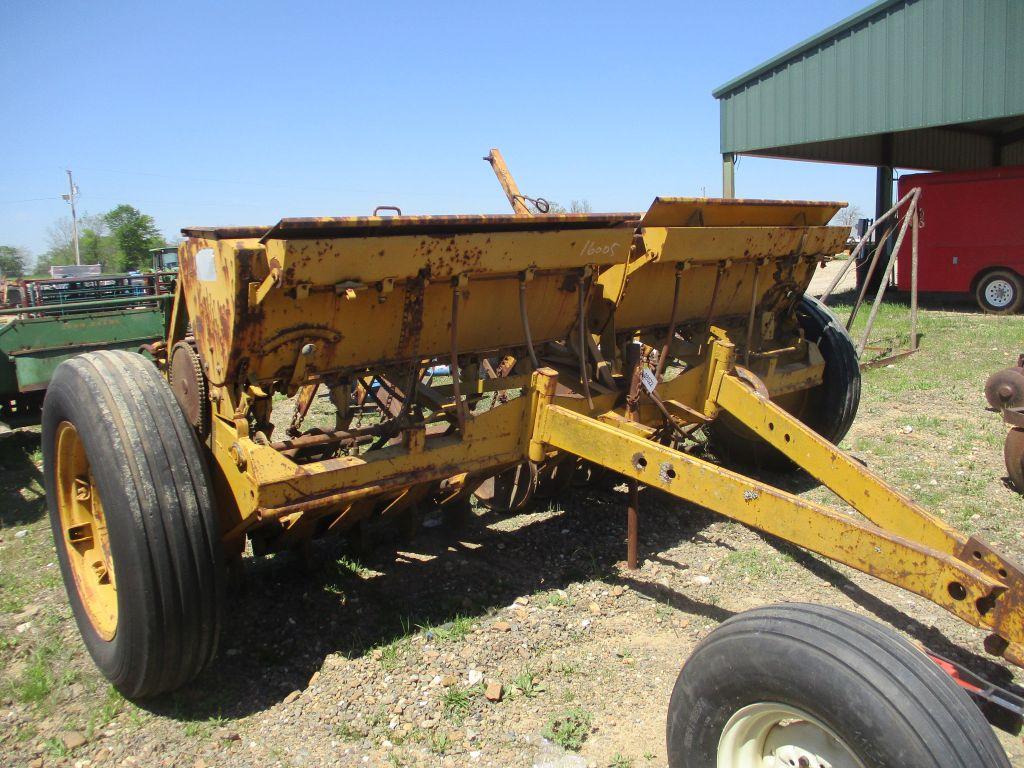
{"left": 639, "top": 197, "right": 843, "bottom": 227}
{"left": 54, "top": 421, "right": 117, "bottom": 640}
{"left": 534, "top": 397, "right": 1021, "bottom": 654}
{"left": 711, "top": 369, "right": 1024, "bottom": 656}
{"left": 171, "top": 192, "right": 1024, "bottom": 666}
{"left": 180, "top": 228, "right": 635, "bottom": 388}
{"left": 716, "top": 373, "right": 964, "bottom": 552}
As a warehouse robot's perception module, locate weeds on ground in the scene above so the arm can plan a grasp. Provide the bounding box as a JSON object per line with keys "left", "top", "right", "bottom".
{"left": 511, "top": 667, "right": 540, "bottom": 697}
{"left": 721, "top": 548, "right": 791, "bottom": 580}
{"left": 5, "top": 635, "right": 64, "bottom": 705}
{"left": 557, "top": 661, "right": 580, "bottom": 677}
{"left": 419, "top": 614, "right": 473, "bottom": 642}
{"left": 546, "top": 591, "right": 571, "bottom": 608}
{"left": 441, "top": 684, "right": 483, "bottom": 723}
{"left": 542, "top": 706, "right": 592, "bottom": 751}
{"left": 182, "top": 713, "right": 227, "bottom": 739}
{"left": 85, "top": 686, "right": 124, "bottom": 737}
{"left": 428, "top": 730, "right": 452, "bottom": 755}
{"left": 334, "top": 722, "right": 366, "bottom": 741}
{"left": 335, "top": 555, "right": 370, "bottom": 578}
{"left": 43, "top": 737, "right": 70, "bottom": 757}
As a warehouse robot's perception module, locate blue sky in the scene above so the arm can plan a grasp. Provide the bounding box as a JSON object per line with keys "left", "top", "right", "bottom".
{"left": 1, "top": 0, "right": 875, "bottom": 260}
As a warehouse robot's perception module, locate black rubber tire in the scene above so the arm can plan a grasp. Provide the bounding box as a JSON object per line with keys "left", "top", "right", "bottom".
{"left": 976, "top": 269, "right": 1024, "bottom": 315}
{"left": 42, "top": 350, "right": 224, "bottom": 698}
{"left": 666, "top": 603, "right": 1009, "bottom": 768}
{"left": 707, "top": 294, "right": 861, "bottom": 470}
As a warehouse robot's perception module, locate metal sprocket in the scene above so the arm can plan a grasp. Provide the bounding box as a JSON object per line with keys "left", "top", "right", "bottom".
{"left": 169, "top": 340, "right": 210, "bottom": 439}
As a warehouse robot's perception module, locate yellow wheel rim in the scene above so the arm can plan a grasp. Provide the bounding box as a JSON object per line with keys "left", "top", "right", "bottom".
{"left": 54, "top": 421, "right": 117, "bottom": 640}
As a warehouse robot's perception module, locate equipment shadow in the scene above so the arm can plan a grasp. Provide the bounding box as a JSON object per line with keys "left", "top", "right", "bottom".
{"left": 150, "top": 482, "right": 725, "bottom": 720}
{"left": 0, "top": 430, "right": 46, "bottom": 528}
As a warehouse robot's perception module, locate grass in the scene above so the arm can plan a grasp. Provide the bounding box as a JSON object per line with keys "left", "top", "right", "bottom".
{"left": 546, "top": 590, "right": 572, "bottom": 608}
{"left": 557, "top": 661, "right": 581, "bottom": 677}
{"left": 428, "top": 730, "right": 452, "bottom": 755}
{"left": 418, "top": 614, "right": 473, "bottom": 643}
{"left": 43, "top": 737, "right": 70, "bottom": 757}
{"left": 334, "top": 722, "right": 366, "bottom": 741}
{"left": 440, "top": 685, "right": 480, "bottom": 723}
{"left": 814, "top": 294, "right": 1024, "bottom": 550}
{"left": 4, "top": 634, "right": 65, "bottom": 705}
{"left": 542, "top": 706, "right": 592, "bottom": 752}
{"left": 335, "top": 554, "right": 370, "bottom": 578}
{"left": 182, "top": 713, "right": 227, "bottom": 739}
{"left": 511, "top": 667, "right": 540, "bottom": 697}
{"left": 377, "top": 641, "right": 404, "bottom": 670}
{"left": 721, "top": 548, "right": 792, "bottom": 581}
{"left": 85, "top": 686, "right": 125, "bottom": 737}
{"left": 610, "top": 755, "right": 633, "bottom": 768}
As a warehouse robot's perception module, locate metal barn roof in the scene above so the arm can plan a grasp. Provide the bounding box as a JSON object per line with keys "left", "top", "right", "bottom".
{"left": 714, "top": 0, "right": 1024, "bottom": 170}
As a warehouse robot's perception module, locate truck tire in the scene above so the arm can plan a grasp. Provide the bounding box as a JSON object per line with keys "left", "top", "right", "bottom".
{"left": 42, "top": 350, "right": 224, "bottom": 698}
{"left": 707, "top": 295, "right": 861, "bottom": 470}
{"left": 666, "top": 603, "right": 1009, "bottom": 768}
{"left": 976, "top": 270, "right": 1024, "bottom": 314}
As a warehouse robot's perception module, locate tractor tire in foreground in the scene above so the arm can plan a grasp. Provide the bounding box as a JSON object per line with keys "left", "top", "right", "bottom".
{"left": 708, "top": 294, "right": 861, "bottom": 471}
{"left": 42, "top": 350, "right": 224, "bottom": 698}
{"left": 666, "top": 603, "right": 1008, "bottom": 768}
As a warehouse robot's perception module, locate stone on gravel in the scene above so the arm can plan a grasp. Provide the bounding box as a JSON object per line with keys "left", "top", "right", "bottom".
{"left": 484, "top": 681, "right": 503, "bottom": 702}
{"left": 14, "top": 529, "right": 27, "bottom": 539}
{"left": 467, "top": 669, "right": 484, "bottom": 685}
{"left": 493, "top": 621, "right": 511, "bottom": 632}
{"left": 61, "top": 730, "right": 87, "bottom": 750}
{"left": 212, "top": 727, "right": 240, "bottom": 742}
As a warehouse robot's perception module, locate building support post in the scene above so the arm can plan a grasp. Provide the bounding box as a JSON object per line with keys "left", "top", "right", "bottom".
{"left": 858, "top": 155, "right": 894, "bottom": 293}
{"left": 722, "top": 153, "right": 735, "bottom": 198}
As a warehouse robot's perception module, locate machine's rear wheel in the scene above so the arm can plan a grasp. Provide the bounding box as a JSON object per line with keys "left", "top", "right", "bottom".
{"left": 43, "top": 350, "right": 224, "bottom": 698}
{"left": 666, "top": 603, "right": 1009, "bottom": 768}
{"left": 707, "top": 295, "right": 860, "bottom": 471}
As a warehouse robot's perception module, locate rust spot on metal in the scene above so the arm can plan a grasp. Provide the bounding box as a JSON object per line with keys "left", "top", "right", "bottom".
{"left": 396, "top": 272, "right": 426, "bottom": 361}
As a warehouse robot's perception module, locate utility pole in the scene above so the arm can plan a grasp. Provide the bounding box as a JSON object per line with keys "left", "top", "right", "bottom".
{"left": 62, "top": 169, "right": 81, "bottom": 265}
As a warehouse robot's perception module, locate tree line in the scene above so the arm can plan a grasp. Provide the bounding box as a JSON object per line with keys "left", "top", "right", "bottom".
{"left": 0, "top": 203, "right": 168, "bottom": 278}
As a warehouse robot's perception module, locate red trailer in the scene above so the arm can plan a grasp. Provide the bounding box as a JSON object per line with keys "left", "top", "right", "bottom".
{"left": 897, "top": 165, "right": 1024, "bottom": 313}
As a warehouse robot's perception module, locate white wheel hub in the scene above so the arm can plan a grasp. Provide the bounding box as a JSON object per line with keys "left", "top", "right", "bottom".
{"left": 718, "top": 702, "right": 865, "bottom": 768}
{"left": 985, "top": 278, "right": 1016, "bottom": 308}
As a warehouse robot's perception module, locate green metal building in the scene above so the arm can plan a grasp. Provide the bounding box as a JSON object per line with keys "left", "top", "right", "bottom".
{"left": 713, "top": 0, "right": 1024, "bottom": 217}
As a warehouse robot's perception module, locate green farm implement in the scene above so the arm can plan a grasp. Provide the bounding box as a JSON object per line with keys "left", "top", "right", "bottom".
{"left": 0, "top": 271, "right": 173, "bottom": 425}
